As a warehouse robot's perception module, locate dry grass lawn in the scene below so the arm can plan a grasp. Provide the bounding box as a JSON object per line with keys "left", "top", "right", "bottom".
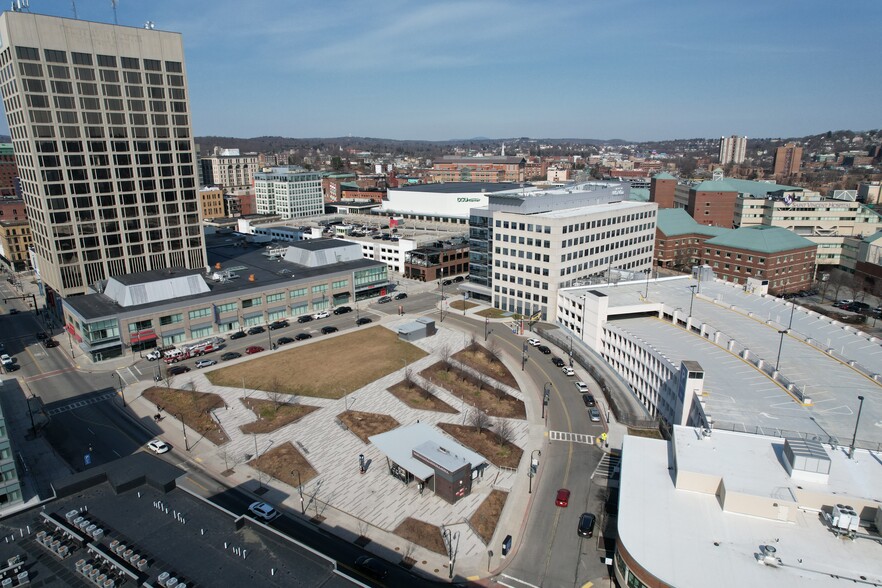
{"left": 393, "top": 518, "right": 446, "bottom": 555}
{"left": 437, "top": 422, "right": 523, "bottom": 469}
{"left": 205, "top": 327, "right": 426, "bottom": 399}
{"left": 470, "top": 490, "right": 509, "bottom": 544}
{"left": 143, "top": 386, "right": 229, "bottom": 445}
{"left": 421, "top": 362, "right": 526, "bottom": 419}
{"left": 476, "top": 308, "right": 523, "bottom": 319}
{"left": 387, "top": 380, "right": 458, "bottom": 414}
{"left": 239, "top": 397, "right": 319, "bottom": 434}
{"left": 337, "top": 410, "right": 400, "bottom": 443}
{"left": 449, "top": 300, "right": 478, "bottom": 311}
{"left": 248, "top": 442, "right": 318, "bottom": 487}
{"left": 453, "top": 343, "right": 519, "bottom": 389}
{"left": 627, "top": 427, "right": 664, "bottom": 439}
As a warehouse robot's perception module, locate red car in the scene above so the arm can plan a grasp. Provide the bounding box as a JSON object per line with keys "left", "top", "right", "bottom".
{"left": 245, "top": 346, "right": 264, "bottom": 355}
{"left": 555, "top": 488, "right": 570, "bottom": 507}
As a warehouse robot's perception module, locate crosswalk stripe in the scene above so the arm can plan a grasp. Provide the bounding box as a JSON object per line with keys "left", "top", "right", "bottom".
{"left": 46, "top": 392, "right": 115, "bottom": 416}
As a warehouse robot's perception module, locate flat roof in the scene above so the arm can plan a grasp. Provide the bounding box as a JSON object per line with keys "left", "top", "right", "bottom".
{"left": 619, "top": 429, "right": 882, "bottom": 588}
{"left": 391, "top": 182, "right": 526, "bottom": 194}
{"left": 0, "top": 454, "right": 352, "bottom": 587}
{"left": 369, "top": 423, "right": 485, "bottom": 480}
{"left": 64, "top": 235, "right": 385, "bottom": 320}
{"left": 538, "top": 199, "right": 650, "bottom": 219}
{"left": 564, "top": 276, "right": 882, "bottom": 445}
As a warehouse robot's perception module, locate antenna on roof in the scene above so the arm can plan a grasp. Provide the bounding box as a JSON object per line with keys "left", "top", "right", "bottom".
{"left": 11, "top": 0, "right": 29, "bottom": 12}
{"left": 111, "top": 0, "right": 118, "bottom": 25}
{"left": 71, "top": 0, "right": 78, "bottom": 19}
{"left": 144, "top": 20, "right": 154, "bottom": 29}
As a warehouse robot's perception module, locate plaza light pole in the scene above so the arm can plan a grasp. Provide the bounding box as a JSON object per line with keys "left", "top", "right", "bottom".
{"left": 292, "top": 469, "right": 304, "bottom": 514}
{"left": 484, "top": 317, "right": 490, "bottom": 342}
{"left": 849, "top": 395, "right": 865, "bottom": 460}
{"left": 439, "top": 268, "right": 445, "bottom": 323}
{"left": 442, "top": 528, "right": 460, "bottom": 580}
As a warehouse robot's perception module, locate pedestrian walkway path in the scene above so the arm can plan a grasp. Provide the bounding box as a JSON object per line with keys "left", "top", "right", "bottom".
{"left": 128, "top": 313, "right": 544, "bottom": 581}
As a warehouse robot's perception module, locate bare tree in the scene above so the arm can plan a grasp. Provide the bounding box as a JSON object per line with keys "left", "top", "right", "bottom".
{"left": 468, "top": 408, "right": 491, "bottom": 434}
{"left": 438, "top": 344, "right": 452, "bottom": 371}
{"left": 265, "top": 377, "right": 286, "bottom": 407}
{"left": 469, "top": 332, "right": 478, "bottom": 349}
{"left": 495, "top": 418, "right": 515, "bottom": 446}
{"left": 486, "top": 338, "right": 501, "bottom": 363}
{"left": 403, "top": 365, "right": 414, "bottom": 387}
{"left": 475, "top": 370, "right": 489, "bottom": 391}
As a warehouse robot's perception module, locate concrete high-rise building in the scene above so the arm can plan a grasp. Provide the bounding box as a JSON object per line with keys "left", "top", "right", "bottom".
{"left": 254, "top": 167, "right": 323, "bottom": 219}
{"left": 0, "top": 11, "right": 207, "bottom": 300}
{"left": 718, "top": 135, "right": 747, "bottom": 165}
{"left": 201, "top": 149, "right": 259, "bottom": 190}
{"left": 773, "top": 142, "right": 803, "bottom": 176}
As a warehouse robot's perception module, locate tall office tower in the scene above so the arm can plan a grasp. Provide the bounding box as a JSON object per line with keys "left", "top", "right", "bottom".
{"left": 773, "top": 142, "right": 803, "bottom": 177}
{"left": 718, "top": 135, "right": 747, "bottom": 165}
{"left": 0, "top": 11, "right": 207, "bottom": 299}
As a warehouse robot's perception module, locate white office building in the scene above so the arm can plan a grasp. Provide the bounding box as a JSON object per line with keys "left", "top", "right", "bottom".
{"left": 466, "top": 182, "right": 657, "bottom": 322}
{"left": 254, "top": 167, "right": 323, "bottom": 219}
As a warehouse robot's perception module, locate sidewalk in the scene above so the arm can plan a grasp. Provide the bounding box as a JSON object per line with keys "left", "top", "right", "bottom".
{"left": 127, "top": 308, "right": 548, "bottom": 582}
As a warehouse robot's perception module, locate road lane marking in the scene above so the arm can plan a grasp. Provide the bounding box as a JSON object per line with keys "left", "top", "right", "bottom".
{"left": 45, "top": 392, "right": 115, "bottom": 415}
{"left": 549, "top": 430, "right": 595, "bottom": 444}
{"left": 500, "top": 574, "right": 541, "bottom": 588}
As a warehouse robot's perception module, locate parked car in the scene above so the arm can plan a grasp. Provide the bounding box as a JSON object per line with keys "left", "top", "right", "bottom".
{"left": 294, "top": 333, "right": 312, "bottom": 341}
{"left": 555, "top": 488, "right": 570, "bottom": 507}
{"left": 356, "top": 317, "right": 373, "bottom": 326}
{"left": 297, "top": 315, "right": 314, "bottom": 324}
{"left": 221, "top": 352, "right": 242, "bottom": 361}
{"left": 551, "top": 357, "right": 565, "bottom": 367}
{"left": 4, "top": 363, "right": 19, "bottom": 372}
{"left": 8, "top": 309, "right": 18, "bottom": 315}
{"left": 441, "top": 279, "right": 453, "bottom": 286}
{"left": 582, "top": 394, "right": 596, "bottom": 408}
{"left": 834, "top": 299, "right": 853, "bottom": 308}
{"left": 574, "top": 381, "right": 590, "bottom": 393}
{"left": 589, "top": 408, "right": 601, "bottom": 422}
{"left": 354, "top": 556, "right": 388, "bottom": 580}
{"left": 276, "top": 337, "right": 294, "bottom": 346}
{"left": 246, "top": 326, "right": 265, "bottom": 335}
{"left": 394, "top": 292, "right": 408, "bottom": 300}
{"left": 577, "top": 512, "right": 596, "bottom": 538}
{"left": 377, "top": 296, "right": 392, "bottom": 304}
{"left": 245, "top": 346, "right": 264, "bottom": 355}
{"left": 247, "top": 501, "right": 280, "bottom": 521}
{"left": 229, "top": 331, "right": 247, "bottom": 340}
{"left": 1, "top": 354, "right": 13, "bottom": 366}
{"left": 44, "top": 338, "right": 59, "bottom": 348}
{"left": 320, "top": 326, "right": 338, "bottom": 335}
{"left": 561, "top": 366, "right": 575, "bottom": 376}
{"left": 268, "top": 320, "right": 289, "bottom": 330}
{"left": 537, "top": 345, "right": 551, "bottom": 354}
{"left": 312, "top": 310, "right": 331, "bottom": 320}
{"left": 527, "top": 338, "right": 541, "bottom": 347}
{"left": 195, "top": 359, "right": 217, "bottom": 368}
{"left": 147, "top": 439, "right": 170, "bottom": 454}
{"left": 453, "top": 275, "right": 465, "bottom": 283}
{"left": 168, "top": 366, "right": 190, "bottom": 376}
{"left": 333, "top": 306, "right": 352, "bottom": 315}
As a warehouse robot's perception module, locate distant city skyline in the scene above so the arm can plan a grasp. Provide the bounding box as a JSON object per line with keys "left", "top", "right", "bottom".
{"left": 1, "top": 0, "right": 880, "bottom": 142}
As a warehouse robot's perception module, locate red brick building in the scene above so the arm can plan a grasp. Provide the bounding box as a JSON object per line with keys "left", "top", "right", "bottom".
{"left": 0, "top": 198, "right": 27, "bottom": 221}
{"left": 649, "top": 172, "right": 677, "bottom": 208}
{"left": 656, "top": 209, "right": 816, "bottom": 294}
{"left": 431, "top": 156, "right": 525, "bottom": 183}
{"left": 0, "top": 144, "right": 17, "bottom": 197}
{"left": 682, "top": 180, "right": 739, "bottom": 227}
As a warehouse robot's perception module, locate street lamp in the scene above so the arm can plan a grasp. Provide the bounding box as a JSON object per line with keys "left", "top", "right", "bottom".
{"left": 484, "top": 317, "right": 490, "bottom": 342}
{"left": 521, "top": 342, "right": 528, "bottom": 371}
{"left": 848, "top": 395, "right": 865, "bottom": 460}
{"left": 439, "top": 268, "right": 445, "bottom": 323}
{"left": 292, "top": 469, "right": 304, "bottom": 513}
{"left": 442, "top": 528, "right": 460, "bottom": 580}
{"left": 688, "top": 284, "right": 697, "bottom": 318}
{"left": 568, "top": 335, "right": 573, "bottom": 367}
{"left": 176, "top": 412, "right": 189, "bottom": 451}
{"left": 528, "top": 449, "right": 541, "bottom": 494}
{"left": 774, "top": 303, "right": 796, "bottom": 372}
{"left": 112, "top": 372, "right": 126, "bottom": 407}
{"left": 542, "top": 382, "right": 551, "bottom": 419}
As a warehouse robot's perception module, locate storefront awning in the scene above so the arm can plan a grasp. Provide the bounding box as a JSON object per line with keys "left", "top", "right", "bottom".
{"left": 130, "top": 329, "right": 157, "bottom": 344}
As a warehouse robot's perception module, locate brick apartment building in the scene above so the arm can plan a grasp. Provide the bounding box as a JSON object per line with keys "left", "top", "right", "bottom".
{"left": 0, "top": 143, "right": 17, "bottom": 197}
{"left": 431, "top": 156, "right": 526, "bottom": 183}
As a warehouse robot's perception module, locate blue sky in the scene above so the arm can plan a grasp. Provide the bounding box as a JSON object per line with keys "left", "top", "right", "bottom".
{"left": 9, "top": 0, "right": 882, "bottom": 141}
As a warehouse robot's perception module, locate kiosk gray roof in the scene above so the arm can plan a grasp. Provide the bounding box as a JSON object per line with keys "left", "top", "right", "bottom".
{"left": 370, "top": 423, "right": 485, "bottom": 480}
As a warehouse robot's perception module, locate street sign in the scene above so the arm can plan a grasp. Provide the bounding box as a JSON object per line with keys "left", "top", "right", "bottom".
{"left": 84, "top": 453, "right": 92, "bottom": 466}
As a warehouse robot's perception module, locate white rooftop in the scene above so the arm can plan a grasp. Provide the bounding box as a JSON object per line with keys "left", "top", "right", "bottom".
{"left": 369, "top": 423, "right": 485, "bottom": 481}
{"left": 538, "top": 199, "right": 649, "bottom": 219}
{"left": 619, "top": 427, "right": 882, "bottom": 588}
{"left": 563, "top": 276, "right": 882, "bottom": 445}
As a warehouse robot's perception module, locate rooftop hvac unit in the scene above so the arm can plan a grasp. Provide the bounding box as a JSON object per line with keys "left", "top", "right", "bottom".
{"left": 758, "top": 544, "right": 781, "bottom": 567}
{"left": 832, "top": 504, "right": 860, "bottom": 531}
